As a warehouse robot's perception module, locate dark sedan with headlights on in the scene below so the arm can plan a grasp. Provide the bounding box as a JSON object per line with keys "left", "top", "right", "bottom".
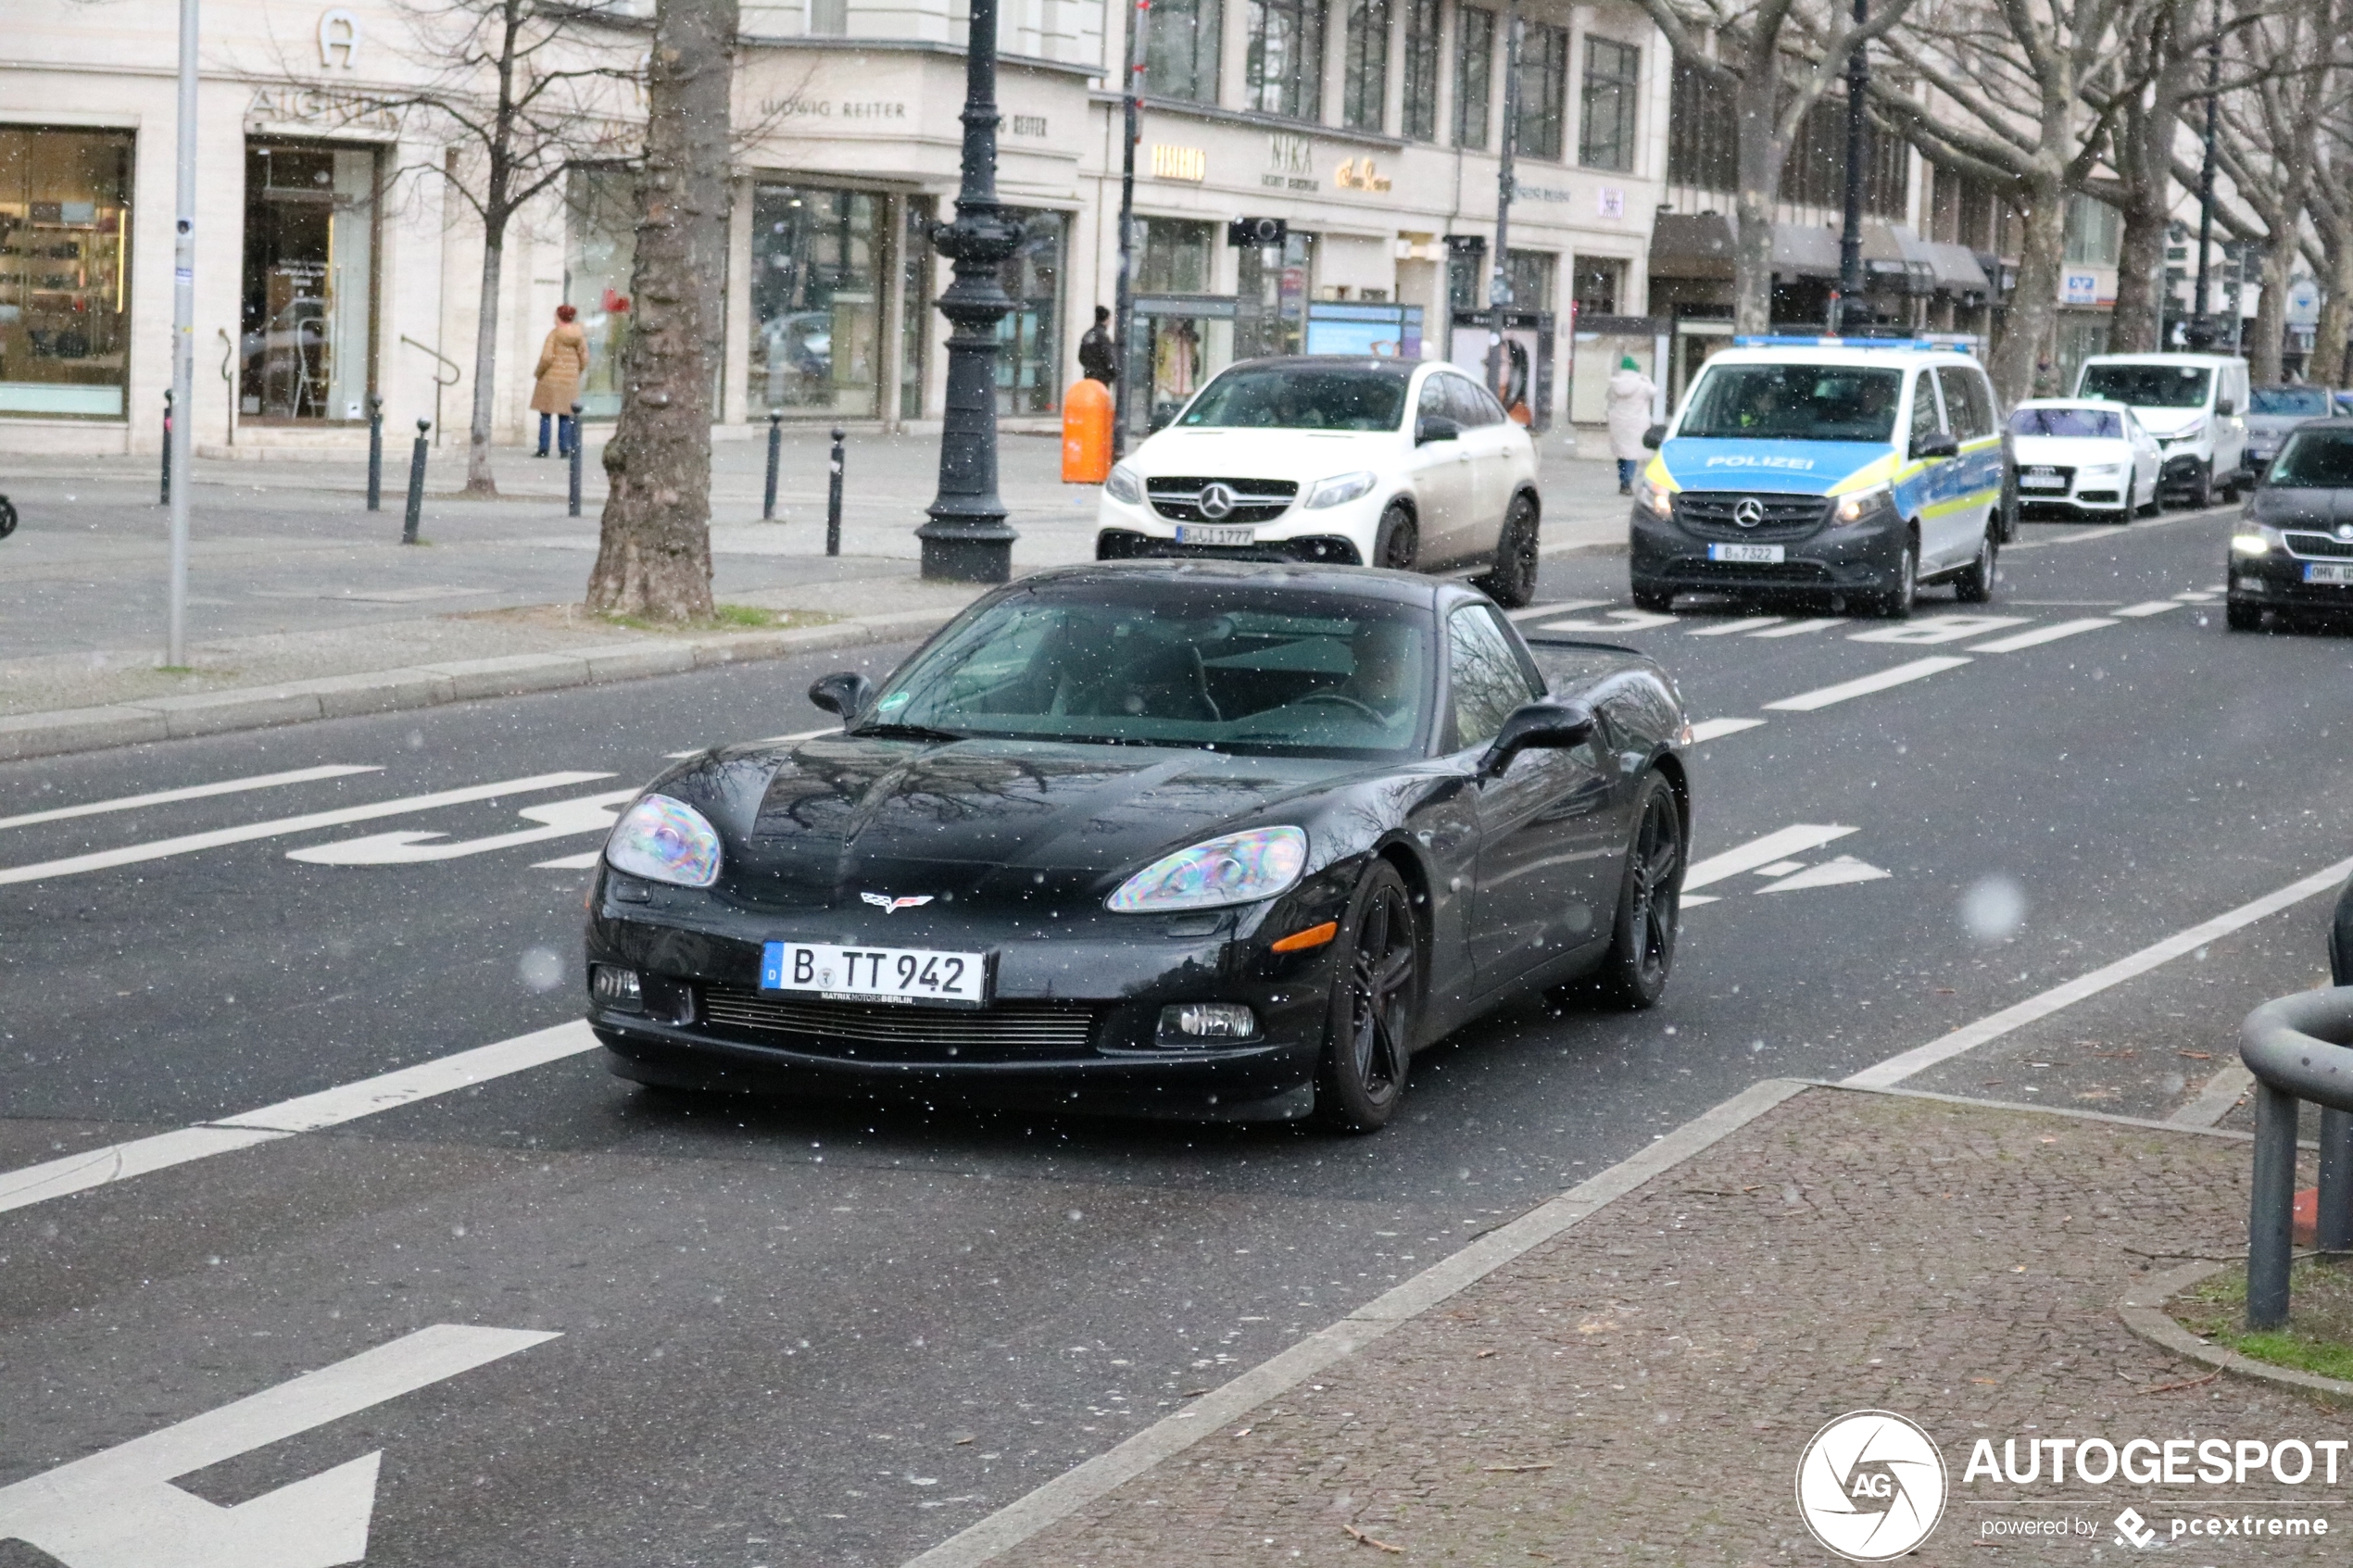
{"left": 2228, "top": 419, "right": 2353, "bottom": 631}
{"left": 584, "top": 562, "right": 1692, "bottom": 1132}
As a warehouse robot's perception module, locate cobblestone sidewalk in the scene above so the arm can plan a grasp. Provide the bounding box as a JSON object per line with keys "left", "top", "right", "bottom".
{"left": 975, "top": 1085, "right": 2333, "bottom": 1566}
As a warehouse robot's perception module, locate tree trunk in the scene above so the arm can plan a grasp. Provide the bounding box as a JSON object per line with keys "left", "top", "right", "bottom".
{"left": 585, "top": 0, "right": 738, "bottom": 621}
{"left": 2251, "top": 240, "right": 2293, "bottom": 383}
{"left": 2311, "top": 241, "right": 2353, "bottom": 385}
{"left": 2108, "top": 204, "right": 2168, "bottom": 354}
{"left": 1731, "top": 74, "right": 1782, "bottom": 335}
{"left": 1989, "top": 186, "right": 2065, "bottom": 408}
{"left": 466, "top": 233, "right": 503, "bottom": 496}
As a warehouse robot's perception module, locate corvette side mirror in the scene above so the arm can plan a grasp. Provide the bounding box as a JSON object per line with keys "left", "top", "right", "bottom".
{"left": 1478, "top": 699, "right": 1595, "bottom": 780}
{"left": 1642, "top": 423, "right": 1667, "bottom": 449}
{"left": 1416, "top": 414, "right": 1460, "bottom": 445}
{"left": 809, "top": 671, "right": 873, "bottom": 722}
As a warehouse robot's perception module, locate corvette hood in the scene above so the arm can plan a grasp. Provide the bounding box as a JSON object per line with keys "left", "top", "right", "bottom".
{"left": 715, "top": 734, "right": 1361, "bottom": 910}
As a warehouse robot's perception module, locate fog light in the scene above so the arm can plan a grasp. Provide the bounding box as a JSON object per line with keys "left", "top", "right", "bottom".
{"left": 1160, "top": 1002, "right": 1257, "bottom": 1043}
{"left": 2232, "top": 533, "right": 2272, "bottom": 556}
{"left": 591, "top": 964, "right": 644, "bottom": 1011}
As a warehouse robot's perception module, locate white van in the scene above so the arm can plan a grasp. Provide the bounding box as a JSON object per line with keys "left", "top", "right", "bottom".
{"left": 2071, "top": 353, "right": 2250, "bottom": 507}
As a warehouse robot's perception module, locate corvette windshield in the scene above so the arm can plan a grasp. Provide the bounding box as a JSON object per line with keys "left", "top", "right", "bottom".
{"left": 1178, "top": 366, "right": 1411, "bottom": 431}
{"left": 864, "top": 585, "right": 1434, "bottom": 758}
{"left": 1676, "top": 365, "right": 1903, "bottom": 442}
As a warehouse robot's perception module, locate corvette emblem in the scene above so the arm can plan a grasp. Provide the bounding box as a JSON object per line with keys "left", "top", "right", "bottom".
{"left": 1733, "top": 496, "right": 1766, "bottom": 528}
{"left": 1198, "top": 483, "right": 1237, "bottom": 520}
{"left": 861, "top": 893, "right": 934, "bottom": 913}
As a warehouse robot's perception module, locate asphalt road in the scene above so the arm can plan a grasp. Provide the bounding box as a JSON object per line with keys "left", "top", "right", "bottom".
{"left": 6, "top": 500, "right": 2352, "bottom": 1566}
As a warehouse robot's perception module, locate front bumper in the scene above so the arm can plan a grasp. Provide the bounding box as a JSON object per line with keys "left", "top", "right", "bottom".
{"left": 1628, "top": 501, "right": 1905, "bottom": 597}
{"left": 584, "top": 893, "right": 1340, "bottom": 1122}
{"left": 1093, "top": 491, "right": 1378, "bottom": 566}
{"left": 2228, "top": 546, "right": 2353, "bottom": 615}
{"left": 1097, "top": 528, "right": 1362, "bottom": 565}
{"left": 2159, "top": 451, "right": 2212, "bottom": 491}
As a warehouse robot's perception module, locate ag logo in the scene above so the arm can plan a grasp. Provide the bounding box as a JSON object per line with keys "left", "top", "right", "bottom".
{"left": 1795, "top": 1410, "right": 1946, "bottom": 1561}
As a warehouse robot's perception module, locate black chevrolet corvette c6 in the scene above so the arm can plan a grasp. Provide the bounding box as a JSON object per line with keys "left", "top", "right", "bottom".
{"left": 584, "top": 562, "right": 1692, "bottom": 1132}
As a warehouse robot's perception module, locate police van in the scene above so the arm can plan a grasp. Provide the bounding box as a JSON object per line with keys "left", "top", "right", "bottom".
{"left": 1629, "top": 338, "right": 2006, "bottom": 618}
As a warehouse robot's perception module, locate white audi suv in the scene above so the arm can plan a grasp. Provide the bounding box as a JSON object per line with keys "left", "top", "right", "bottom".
{"left": 1093, "top": 357, "right": 1543, "bottom": 606}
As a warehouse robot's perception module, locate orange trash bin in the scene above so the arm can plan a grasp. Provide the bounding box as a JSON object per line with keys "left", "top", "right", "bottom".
{"left": 1062, "top": 377, "right": 1114, "bottom": 483}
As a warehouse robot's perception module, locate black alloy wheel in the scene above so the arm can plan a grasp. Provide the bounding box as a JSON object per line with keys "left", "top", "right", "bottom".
{"left": 1953, "top": 525, "right": 1997, "bottom": 603}
{"left": 1873, "top": 538, "right": 1917, "bottom": 619}
{"left": 1477, "top": 494, "right": 1541, "bottom": 607}
{"left": 1373, "top": 503, "right": 1418, "bottom": 571}
{"left": 0, "top": 495, "right": 15, "bottom": 540}
{"left": 2188, "top": 462, "right": 2215, "bottom": 509}
{"left": 1599, "top": 772, "right": 1683, "bottom": 1009}
{"left": 1313, "top": 861, "right": 1421, "bottom": 1133}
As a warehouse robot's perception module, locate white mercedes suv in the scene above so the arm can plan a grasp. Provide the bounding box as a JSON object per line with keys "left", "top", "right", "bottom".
{"left": 1093, "top": 357, "right": 1543, "bottom": 606}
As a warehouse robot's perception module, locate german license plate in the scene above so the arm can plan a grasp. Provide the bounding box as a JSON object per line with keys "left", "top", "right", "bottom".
{"left": 2305, "top": 562, "right": 2353, "bottom": 585}
{"left": 1176, "top": 523, "right": 1254, "bottom": 546}
{"left": 1707, "top": 543, "right": 1784, "bottom": 563}
{"left": 2020, "top": 470, "right": 2066, "bottom": 489}
{"left": 761, "top": 942, "right": 990, "bottom": 1008}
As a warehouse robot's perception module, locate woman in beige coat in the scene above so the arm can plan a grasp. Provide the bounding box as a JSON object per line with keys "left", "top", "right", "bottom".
{"left": 531, "top": 304, "right": 589, "bottom": 457}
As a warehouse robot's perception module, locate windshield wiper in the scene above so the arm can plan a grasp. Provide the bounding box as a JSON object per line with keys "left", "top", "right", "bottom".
{"left": 849, "top": 721, "right": 969, "bottom": 743}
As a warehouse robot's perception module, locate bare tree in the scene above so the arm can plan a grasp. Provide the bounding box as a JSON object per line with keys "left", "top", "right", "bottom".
{"left": 585, "top": 0, "right": 738, "bottom": 621}
{"left": 2306, "top": 124, "right": 2353, "bottom": 380}
{"left": 2213, "top": 0, "right": 2343, "bottom": 381}
{"left": 1631, "top": 0, "right": 1922, "bottom": 332}
{"left": 2101, "top": 0, "right": 2205, "bottom": 351}
{"left": 1869, "top": 0, "right": 2152, "bottom": 404}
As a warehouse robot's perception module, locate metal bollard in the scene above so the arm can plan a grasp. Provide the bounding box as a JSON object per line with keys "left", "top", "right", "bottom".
{"left": 826, "top": 426, "right": 845, "bottom": 557}
{"left": 763, "top": 410, "right": 783, "bottom": 521}
{"left": 2247, "top": 1075, "right": 2301, "bottom": 1330}
{"left": 568, "top": 402, "right": 585, "bottom": 518}
{"left": 366, "top": 395, "right": 384, "bottom": 512}
{"left": 2320, "top": 1108, "right": 2353, "bottom": 1255}
{"left": 160, "top": 389, "right": 172, "bottom": 506}
{"left": 401, "top": 419, "right": 430, "bottom": 545}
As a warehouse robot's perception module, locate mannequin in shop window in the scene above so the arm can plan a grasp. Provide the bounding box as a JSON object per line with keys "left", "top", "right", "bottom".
{"left": 533, "top": 304, "right": 589, "bottom": 457}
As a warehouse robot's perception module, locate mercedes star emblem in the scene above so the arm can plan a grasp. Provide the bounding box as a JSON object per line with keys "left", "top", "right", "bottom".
{"left": 1733, "top": 496, "right": 1767, "bottom": 528}
{"left": 1199, "top": 483, "right": 1237, "bottom": 520}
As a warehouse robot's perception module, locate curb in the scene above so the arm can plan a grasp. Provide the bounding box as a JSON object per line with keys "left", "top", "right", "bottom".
{"left": 2118, "top": 1260, "right": 2353, "bottom": 1408}
{"left": 898, "top": 1076, "right": 1811, "bottom": 1568}
{"left": 0, "top": 606, "right": 959, "bottom": 765}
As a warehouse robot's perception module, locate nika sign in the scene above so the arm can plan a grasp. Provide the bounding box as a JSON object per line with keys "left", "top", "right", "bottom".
{"left": 1335, "top": 157, "right": 1392, "bottom": 193}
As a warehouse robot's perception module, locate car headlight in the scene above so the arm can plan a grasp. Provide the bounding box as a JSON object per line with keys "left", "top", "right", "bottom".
{"left": 1632, "top": 475, "right": 1675, "bottom": 520}
{"left": 1304, "top": 470, "right": 1378, "bottom": 509}
{"left": 2078, "top": 463, "right": 2125, "bottom": 480}
{"left": 1106, "top": 825, "right": 1309, "bottom": 912}
{"left": 605, "top": 794, "right": 723, "bottom": 887}
{"left": 2232, "top": 524, "right": 2284, "bottom": 556}
{"left": 1833, "top": 483, "right": 1894, "bottom": 525}
{"left": 2166, "top": 421, "right": 2208, "bottom": 445}
{"left": 1104, "top": 463, "right": 1144, "bottom": 504}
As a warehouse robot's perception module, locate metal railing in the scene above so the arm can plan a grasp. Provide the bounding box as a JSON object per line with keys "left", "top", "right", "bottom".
{"left": 2240, "top": 986, "right": 2353, "bottom": 1327}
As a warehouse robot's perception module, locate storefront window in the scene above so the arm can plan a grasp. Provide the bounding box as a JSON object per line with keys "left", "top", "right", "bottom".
{"left": 564, "top": 167, "right": 635, "bottom": 420}
{"left": 1247, "top": 0, "right": 1327, "bottom": 120}
{"left": 750, "top": 182, "right": 882, "bottom": 417}
{"left": 997, "top": 208, "right": 1065, "bottom": 415}
{"left": 1505, "top": 249, "right": 1554, "bottom": 312}
{"left": 1148, "top": 0, "right": 1223, "bottom": 102}
{"left": 1139, "top": 218, "right": 1216, "bottom": 294}
{"left": 242, "top": 143, "right": 377, "bottom": 421}
{"left": 1453, "top": 7, "right": 1493, "bottom": 150}
{"left": 0, "top": 126, "right": 133, "bottom": 419}
{"left": 1578, "top": 36, "right": 1641, "bottom": 172}
{"left": 1238, "top": 230, "right": 1315, "bottom": 358}
{"left": 900, "top": 195, "right": 934, "bottom": 420}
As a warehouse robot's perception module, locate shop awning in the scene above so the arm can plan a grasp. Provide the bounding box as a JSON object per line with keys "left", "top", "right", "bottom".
{"left": 1927, "top": 241, "right": 1993, "bottom": 295}
{"left": 1771, "top": 223, "right": 1842, "bottom": 280}
{"left": 1648, "top": 213, "right": 1736, "bottom": 281}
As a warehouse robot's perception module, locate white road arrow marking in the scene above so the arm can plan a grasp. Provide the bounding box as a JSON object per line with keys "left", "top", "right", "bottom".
{"left": 1746, "top": 617, "right": 1843, "bottom": 638}
{"left": 0, "top": 766, "right": 383, "bottom": 834}
{"left": 1683, "top": 824, "right": 1858, "bottom": 892}
{"left": 663, "top": 724, "right": 834, "bottom": 760}
{"left": 2113, "top": 600, "right": 2181, "bottom": 617}
{"left": 0, "top": 772, "right": 611, "bottom": 887}
{"left": 533, "top": 850, "right": 605, "bottom": 871}
{"left": 1686, "top": 717, "right": 1766, "bottom": 744}
{"left": 1763, "top": 656, "right": 1971, "bottom": 712}
{"left": 1758, "top": 855, "right": 1891, "bottom": 892}
{"left": 1684, "top": 616, "right": 1781, "bottom": 637}
{"left": 1537, "top": 608, "right": 1680, "bottom": 633}
{"left": 1847, "top": 614, "right": 2028, "bottom": 646}
{"left": 0, "top": 1323, "right": 557, "bottom": 1568}
{"left": 286, "top": 788, "right": 640, "bottom": 866}
{"left": 1967, "top": 617, "right": 2115, "bottom": 652}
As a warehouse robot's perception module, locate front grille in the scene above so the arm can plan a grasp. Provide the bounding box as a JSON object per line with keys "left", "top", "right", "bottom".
{"left": 1671, "top": 492, "right": 1831, "bottom": 539}
{"left": 1673, "top": 556, "right": 1836, "bottom": 584}
{"left": 1097, "top": 529, "right": 1361, "bottom": 566}
{"left": 699, "top": 985, "right": 1101, "bottom": 1061}
{"left": 1148, "top": 476, "right": 1299, "bottom": 524}
{"left": 2075, "top": 490, "right": 2120, "bottom": 503}
{"left": 2284, "top": 531, "right": 2353, "bottom": 559}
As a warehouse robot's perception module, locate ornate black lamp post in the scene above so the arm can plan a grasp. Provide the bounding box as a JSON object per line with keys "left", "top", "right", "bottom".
{"left": 917, "top": 0, "right": 1024, "bottom": 583}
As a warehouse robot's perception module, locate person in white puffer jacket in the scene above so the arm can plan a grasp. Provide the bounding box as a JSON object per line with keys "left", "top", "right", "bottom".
{"left": 1604, "top": 356, "right": 1657, "bottom": 495}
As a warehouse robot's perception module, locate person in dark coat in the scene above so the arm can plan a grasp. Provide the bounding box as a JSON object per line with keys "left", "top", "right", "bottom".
{"left": 1078, "top": 306, "right": 1119, "bottom": 385}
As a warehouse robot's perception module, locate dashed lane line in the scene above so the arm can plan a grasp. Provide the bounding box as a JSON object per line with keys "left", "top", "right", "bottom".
{"left": 1760, "top": 656, "right": 1972, "bottom": 712}
{"left": 0, "top": 1022, "right": 599, "bottom": 1217}
{"left": 1683, "top": 823, "right": 1858, "bottom": 893}
{"left": 1747, "top": 617, "right": 1843, "bottom": 638}
{"left": 1685, "top": 717, "right": 1766, "bottom": 744}
{"left": 0, "top": 765, "right": 382, "bottom": 834}
{"left": 1967, "top": 618, "right": 2117, "bottom": 653}
{"left": 2114, "top": 600, "right": 2182, "bottom": 618}
{"left": 0, "top": 772, "right": 610, "bottom": 887}
{"left": 1684, "top": 617, "right": 1782, "bottom": 637}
